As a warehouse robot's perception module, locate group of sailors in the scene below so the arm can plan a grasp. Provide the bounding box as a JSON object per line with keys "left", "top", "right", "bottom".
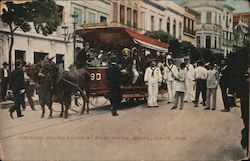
{"left": 144, "top": 54, "right": 230, "bottom": 112}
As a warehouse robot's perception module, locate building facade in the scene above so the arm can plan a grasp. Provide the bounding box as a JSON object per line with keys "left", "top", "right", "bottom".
{"left": 0, "top": 0, "right": 111, "bottom": 69}
{"left": 185, "top": 0, "right": 234, "bottom": 57}
{"left": 233, "top": 12, "right": 250, "bottom": 49}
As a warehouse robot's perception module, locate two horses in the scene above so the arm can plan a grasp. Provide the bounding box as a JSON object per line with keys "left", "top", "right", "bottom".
{"left": 31, "top": 58, "right": 91, "bottom": 119}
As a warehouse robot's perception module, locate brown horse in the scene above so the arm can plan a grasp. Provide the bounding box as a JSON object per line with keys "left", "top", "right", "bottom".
{"left": 31, "top": 58, "right": 91, "bottom": 119}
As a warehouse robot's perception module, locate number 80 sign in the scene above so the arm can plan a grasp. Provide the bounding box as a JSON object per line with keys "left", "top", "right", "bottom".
{"left": 90, "top": 73, "right": 102, "bottom": 81}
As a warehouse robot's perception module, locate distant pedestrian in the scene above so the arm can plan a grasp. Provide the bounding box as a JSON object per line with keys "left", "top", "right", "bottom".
{"left": 9, "top": 60, "right": 25, "bottom": 119}
{"left": 163, "top": 55, "right": 178, "bottom": 103}
{"left": 171, "top": 63, "right": 186, "bottom": 110}
{"left": 144, "top": 59, "right": 162, "bottom": 107}
{"left": 107, "top": 55, "right": 122, "bottom": 116}
{"left": 219, "top": 59, "right": 231, "bottom": 112}
{"left": 184, "top": 56, "right": 195, "bottom": 102}
{"left": 22, "top": 63, "right": 36, "bottom": 111}
{"left": 194, "top": 61, "right": 208, "bottom": 107}
{"left": 204, "top": 63, "right": 219, "bottom": 110}
{"left": 0, "top": 62, "right": 10, "bottom": 102}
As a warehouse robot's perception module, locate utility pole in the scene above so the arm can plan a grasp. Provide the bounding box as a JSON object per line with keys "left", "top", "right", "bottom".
{"left": 71, "top": 11, "right": 78, "bottom": 61}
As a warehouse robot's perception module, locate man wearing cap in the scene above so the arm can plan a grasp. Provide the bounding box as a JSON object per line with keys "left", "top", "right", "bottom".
{"left": 144, "top": 59, "right": 162, "bottom": 107}
{"left": 9, "top": 60, "right": 25, "bottom": 118}
{"left": 163, "top": 55, "right": 178, "bottom": 103}
{"left": 0, "top": 62, "right": 10, "bottom": 102}
{"left": 184, "top": 56, "right": 195, "bottom": 102}
{"left": 107, "top": 55, "right": 122, "bottom": 116}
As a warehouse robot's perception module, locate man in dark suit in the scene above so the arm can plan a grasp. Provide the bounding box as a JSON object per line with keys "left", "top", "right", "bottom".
{"left": 219, "top": 58, "right": 231, "bottom": 112}
{"left": 8, "top": 60, "right": 25, "bottom": 119}
{"left": 107, "top": 55, "right": 122, "bottom": 116}
{"left": 0, "top": 62, "right": 10, "bottom": 102}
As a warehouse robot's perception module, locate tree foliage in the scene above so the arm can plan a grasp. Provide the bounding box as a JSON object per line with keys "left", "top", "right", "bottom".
{"left": 144, "top": 30, "right": 200, "bottom": 62}
{"left": 0, "top": 0, "right": 62, "bottom": 70}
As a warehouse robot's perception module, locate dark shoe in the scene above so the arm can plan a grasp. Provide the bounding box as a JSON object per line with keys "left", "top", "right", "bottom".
{"left": 9, "top": 110, "right": 13, "bottom": 119}
{"left": 147, "top": 105, "right": 152, "bottom": 107}
{"left": 112, "top": 113, "right": 119, "bottom": 116}
{"left": 22, "top": 108, "right": 25, "bottom": 111}
{"left": 203, "top": 107, "right": 210, "bottom": 110}
{"left": 203, "top": 103, "right": 206, "bottom": 106}
{"left": 194, "top": 104, "right": 198, "bottom": 107}
{"left": 211, "top": 108, "right": 216, "bottom": 111}
{"left": 154, "top": 105, "right": 159, "bottom": 107}
{"left": 221, "top": 109, "right": 230, "bottom": 112}
{"left": 32, "top": 108, "right": 36, "bottom": 111}
{"left": 179, "top": 108, "right": 183, "bottom": 110}
{"left": 18, "top": 115, "right": 24, "bottom": 118}
{"left": 171, "top": 106, "right": 177, "bottom": 110}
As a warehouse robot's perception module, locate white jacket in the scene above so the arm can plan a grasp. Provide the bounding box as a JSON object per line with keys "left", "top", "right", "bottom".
{"left": 163, "top": 64, "right": 178, "bottom": 82}
{"left": 184, "top": 64, "right": 195, "bottom": 80}
{"left": 174, "top": 69, "right": 186, "bottom": 92}
{"left": 144, "top": 67, "right": 162, "bottom": 84}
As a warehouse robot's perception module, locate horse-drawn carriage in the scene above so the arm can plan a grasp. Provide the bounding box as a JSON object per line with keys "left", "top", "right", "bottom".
{"left": 76, "top": 27, "right": 169, "bottom": 102}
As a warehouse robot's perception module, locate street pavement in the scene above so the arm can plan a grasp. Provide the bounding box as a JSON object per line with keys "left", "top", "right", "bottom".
{"left": 0, "top": 90, "right": 246, "bottom": 161}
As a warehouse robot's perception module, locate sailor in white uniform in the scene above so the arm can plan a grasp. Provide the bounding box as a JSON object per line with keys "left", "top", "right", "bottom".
{"left": 144, "top": 59, "right": 162, "bottom": 107}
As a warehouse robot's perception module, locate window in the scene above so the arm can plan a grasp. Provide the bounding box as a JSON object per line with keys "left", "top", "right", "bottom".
{"left": 167, "top": 17, "right": 170, "bottom": 33}
{"left": 113, "top": 2, "right": 118, "bottom": 22}
{"left": 179, "top": 22, "right": 182, "bottom": 39}
{"left": 74, "top": 7, "right": 82, "bottom": 27}
{"left": 159, "top": 18, "right": 162, "bottom": 30}
{"left": 56, "top": 54, "right": 64, "bottom": 71}
{"left": 215, "top": 13, "right": 217, "bottom": 24}
{"left": 188, "top": 19, "right": 190, "bottom": 33}
{"left": 142, "top": 12, "right": 145, "bottom": 30}
{"left": 15, "top": 50, "right": 26, "bottom": 63}
{"left": 88, "top": 12, "right": 96, "bottom": 24}
{"left": 151, "top": 16, "right": 154, "bottom": 31}
{"left": 196, "top": 15, "right": 201, "bottom": 24}
{"left": 127, "top": 7, "right": 132, "bottom": 26}
{"left": 206, "top": 12, "right": 211, "bottom": 24}
{"left": 191, "top": 21, "right": 194, "bottom": 33}
{"left": 133, "top": 3, "right": 138, "bottom": 28}
{"left": 120, "top": 5, "right": 125, "bottom": 24}
{"left": 219, "top": 15, "right": 221, "bottom": 25}
{"left": 206, "top": 35, "right": 211, "bottom": 48}
{"left": 214, "top": 36, "right": 217, "bottom": 49}
{"left": 184, "top": 17, "right": 186, "bottom": 32}
{"left": 100, "top": 16, "right": 107, "bottom": 23}
{"left": 57, "top": 5, "right": 64, "bottom": 24}
{"left": 173, "top": 20, "right": 176, "bottom": 38}
{"left": 197, "top": 36, "right": 201, "bottom": 48}
{"left": 34, "top": 52, "right": 48, "bottom": 64}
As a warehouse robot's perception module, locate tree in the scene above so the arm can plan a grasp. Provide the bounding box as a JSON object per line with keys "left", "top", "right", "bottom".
{"left": 144, "top": 30, "right": 173, "bottom": 43}
{"left": 0, "top": 0, "right": 62, "bottom": 70}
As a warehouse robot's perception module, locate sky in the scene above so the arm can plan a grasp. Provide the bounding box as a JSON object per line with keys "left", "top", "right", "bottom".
{"left": 172, "top": 0, "right": 250, "bottom": 13}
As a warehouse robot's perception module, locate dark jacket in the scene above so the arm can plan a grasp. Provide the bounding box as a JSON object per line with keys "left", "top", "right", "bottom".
{"left": 0, "top": 68, "right": 10, "bottom": 81}
{"left": 9, "top": 68, "right": 25, "bottom": 93}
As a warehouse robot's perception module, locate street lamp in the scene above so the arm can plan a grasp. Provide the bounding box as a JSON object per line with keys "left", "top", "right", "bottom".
{"left": 71, "top": 11, "right": 78, "bottom": 60}
{"left": 61, "top": 23, "right": 68, "bottom": 42}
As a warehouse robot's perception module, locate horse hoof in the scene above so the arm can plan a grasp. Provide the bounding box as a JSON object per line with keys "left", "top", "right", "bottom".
{"left": 59, "top": 113, "right": 63, "bottom": 118}
{"left": 48, "top": 115, "right": 52, "bottom": 119}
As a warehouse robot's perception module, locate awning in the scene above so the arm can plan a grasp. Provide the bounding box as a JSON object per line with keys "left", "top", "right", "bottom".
{"left": 76, "top": 27, "right": 169, "bottom": 52}
{"left": 125, "top": 28, "right": 169, "bottom": 52}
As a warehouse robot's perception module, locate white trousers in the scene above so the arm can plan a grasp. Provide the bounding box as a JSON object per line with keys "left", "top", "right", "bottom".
{"left": 147, "top": 83, "right": 159, "bottom": 106}
{"left": 184, "top": 79, "right": 195, "bottom": 102}
{"left": 132, "top": 69, "right": 139, "bottom": 84}
{"left": 167, "top": 81, "right": 174, "bottom": 103}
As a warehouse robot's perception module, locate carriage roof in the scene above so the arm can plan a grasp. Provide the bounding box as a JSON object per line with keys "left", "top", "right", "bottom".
{"left": 76, "top": 27, "right": 169, "bottom": 53}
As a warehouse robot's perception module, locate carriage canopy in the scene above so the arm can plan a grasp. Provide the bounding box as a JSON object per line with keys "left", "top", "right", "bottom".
{"left": 76, "top": 27, "right": 169, "bottom": 52}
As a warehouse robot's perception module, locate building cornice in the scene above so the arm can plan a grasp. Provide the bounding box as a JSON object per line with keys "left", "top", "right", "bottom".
{"left": 142, "top": 0, "right": 165, "bottom": 11}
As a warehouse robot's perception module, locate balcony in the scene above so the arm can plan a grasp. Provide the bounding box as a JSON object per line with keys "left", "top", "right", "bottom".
{"left": 196, "top": 24, "right": 222, "bottom": 32}
{"left": 222, "top": 39, "right": 234, "bottom": 47}
{"left": 183, "top": 28, "right": 195, "bottom": 37}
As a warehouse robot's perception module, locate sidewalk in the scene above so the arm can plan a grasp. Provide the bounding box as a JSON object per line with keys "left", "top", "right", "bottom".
{"left": 0, "top": 95, "right": 39, "bottom": 109}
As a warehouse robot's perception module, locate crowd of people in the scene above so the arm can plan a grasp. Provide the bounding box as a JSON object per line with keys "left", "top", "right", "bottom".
{"left": 142, "top": 54, "right": 234, "bottom": 112}
{"left": 0, "top": 60, "right": 36, "bottom": 118}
